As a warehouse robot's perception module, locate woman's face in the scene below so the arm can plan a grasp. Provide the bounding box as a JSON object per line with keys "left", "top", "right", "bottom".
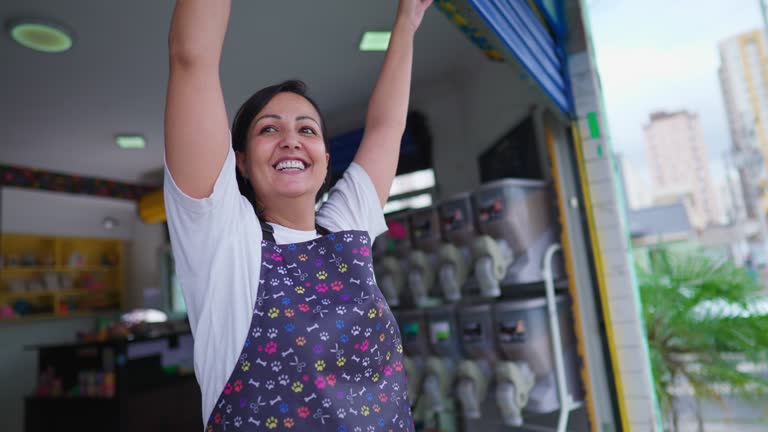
{"left": 237, "top": 92, "right": 329, "bottom": 207}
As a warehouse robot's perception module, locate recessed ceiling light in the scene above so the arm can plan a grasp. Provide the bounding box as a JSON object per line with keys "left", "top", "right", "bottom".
{"left": 116, "top": 135, "right": 146, "bottom": 149}
{"left": 8, "top": 20, "right": 73, "bottom": 53}
{"left": 359, "top": 31, "right": 391, "bottom": 52}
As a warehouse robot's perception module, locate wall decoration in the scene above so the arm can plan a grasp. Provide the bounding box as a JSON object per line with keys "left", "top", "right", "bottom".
{"left": 0, "top": 164, "right": 155, "bottom": 201}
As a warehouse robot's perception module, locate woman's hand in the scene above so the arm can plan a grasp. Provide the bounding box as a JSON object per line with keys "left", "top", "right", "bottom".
{"left": 396, "top": 0, "right": 434, "bottom": 33}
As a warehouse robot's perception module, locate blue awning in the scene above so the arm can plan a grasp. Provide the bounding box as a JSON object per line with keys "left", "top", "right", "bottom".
{"left": 435, "top": 0, "right": 572, "bottom": 115}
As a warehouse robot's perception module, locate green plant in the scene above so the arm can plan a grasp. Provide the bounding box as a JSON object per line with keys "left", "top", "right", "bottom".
{"left": 638, "top": 249, "right": 768, "bottom": 430}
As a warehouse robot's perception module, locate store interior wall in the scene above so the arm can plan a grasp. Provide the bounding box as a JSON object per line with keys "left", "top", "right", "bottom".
{"left": 0, "top": 187, "right": 165, "bottom": 432}
{"left": 411, "top": 72, "right": 477, "bottom": 197}
{"left": 127, "top": 222, "right": 166, "bottom": 310}
{"left": 1, "top": 187, "right": 137, "bottom": 239}
{"left": 436, "top": 60, "right": 547, "bottom": 195}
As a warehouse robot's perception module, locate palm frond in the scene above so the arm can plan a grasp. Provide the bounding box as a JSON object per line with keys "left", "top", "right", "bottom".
{"left": 637, "top": 249, "right": 768, "bottom": 419}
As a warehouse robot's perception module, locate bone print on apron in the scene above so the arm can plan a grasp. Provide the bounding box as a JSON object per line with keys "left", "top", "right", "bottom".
{"left": 206, "top": 230, "right": 414, "bottom": 432}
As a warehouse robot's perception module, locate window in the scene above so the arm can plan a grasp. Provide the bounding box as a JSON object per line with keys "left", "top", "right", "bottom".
{"left": 169, "top": 262, "right": 186, "bottom": 315}
{"left": 388, "top": 168, "right": 436, "bottom": 196}
{"left": 384, "top": 193, "right": 433, "bottom": 214}
{"left": 383, "top": 168, "right": 436, "bottom": 214}
{"left": 162, "top": 248, "right": 187, "bottom": 315}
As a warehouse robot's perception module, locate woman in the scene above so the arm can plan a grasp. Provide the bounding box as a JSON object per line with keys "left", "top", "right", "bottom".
{"left": 163, "top": 1, "right": 432, "bottom": 430}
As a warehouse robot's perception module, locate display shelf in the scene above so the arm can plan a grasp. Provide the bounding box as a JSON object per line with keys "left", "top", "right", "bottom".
{"left": 0, "top": 291, "right": 57, "bottom": 300}
{"left": 0, "top": 310, "right": 122, "bottom": 324}
{"left": 1, "top": 267, "right": 57, "bottom": 275}
{"left": 0, "top": 288, "right": 120, "bottom": 300}
{"left": 0, "top": 233, "right": 125, "bottom": 322}
{"left": 1, "top": 266, "right": 117, "bottom": 275}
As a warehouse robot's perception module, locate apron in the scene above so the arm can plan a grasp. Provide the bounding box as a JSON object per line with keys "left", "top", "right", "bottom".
{"left": 206, "top": 228, "right": 415, "bottom": 432}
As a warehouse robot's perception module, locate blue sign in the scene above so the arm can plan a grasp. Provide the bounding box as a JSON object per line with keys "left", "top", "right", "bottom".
{"left": 328, "top": 113, "right": 431, "bottom": 178}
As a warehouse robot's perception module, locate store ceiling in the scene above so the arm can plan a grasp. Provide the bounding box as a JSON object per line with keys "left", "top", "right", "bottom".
{"left": 0, "top": 0, "right": 485, "bottom": 185}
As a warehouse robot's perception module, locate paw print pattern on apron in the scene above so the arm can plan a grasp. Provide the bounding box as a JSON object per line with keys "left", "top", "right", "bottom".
{"left": 207, "top": 231, "right": 414, "bottom": 432}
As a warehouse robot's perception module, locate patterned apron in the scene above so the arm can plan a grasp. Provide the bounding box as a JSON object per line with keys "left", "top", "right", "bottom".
{"left": 206, "top": 229, "right": 415, "bottom": 432}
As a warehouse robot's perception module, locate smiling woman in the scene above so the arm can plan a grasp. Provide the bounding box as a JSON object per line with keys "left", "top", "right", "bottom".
{"left": 230, "top": 81, "right": 331, "bottom": 219}
{"left": 162, "top": 0, "right": 432, "bottom": 429}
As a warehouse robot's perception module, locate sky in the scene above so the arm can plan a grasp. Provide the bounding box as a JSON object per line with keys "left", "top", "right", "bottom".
{"left": 586, "top": 0, "right": 764, "bottom": 190}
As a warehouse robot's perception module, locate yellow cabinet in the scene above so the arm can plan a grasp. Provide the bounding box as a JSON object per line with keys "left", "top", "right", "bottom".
{"left": 0, "top": 234, "right": 125, "bottom": 321}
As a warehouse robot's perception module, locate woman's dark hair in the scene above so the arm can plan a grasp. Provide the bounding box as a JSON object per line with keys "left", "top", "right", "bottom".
{"left": 231, "top": 80, "right": 331, "bottom": 216}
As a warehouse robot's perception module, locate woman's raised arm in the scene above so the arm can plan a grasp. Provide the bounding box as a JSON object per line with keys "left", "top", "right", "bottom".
{"left": 353, "top": 0, "right": 433, "bottom": 207}
{"left": 164, "top": 0, "right": 232, "bottom": 199}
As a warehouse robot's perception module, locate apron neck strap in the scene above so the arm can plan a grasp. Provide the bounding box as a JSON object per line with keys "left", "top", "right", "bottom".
{"left": 260, "top": 220, "right": 330, "bottom": 244}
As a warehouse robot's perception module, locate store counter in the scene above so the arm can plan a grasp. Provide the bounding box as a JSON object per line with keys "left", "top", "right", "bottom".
{"left": 24, "top": 324, "right": 201, "bottom": 432}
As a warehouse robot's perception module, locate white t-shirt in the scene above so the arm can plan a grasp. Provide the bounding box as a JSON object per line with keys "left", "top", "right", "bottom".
{"left": 163, "top": 144, "right": 387, "bottom": 426}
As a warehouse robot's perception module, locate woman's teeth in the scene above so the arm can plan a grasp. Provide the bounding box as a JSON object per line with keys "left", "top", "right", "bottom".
{"left": 275, "top": 160, "right": 306, "bottom": 171}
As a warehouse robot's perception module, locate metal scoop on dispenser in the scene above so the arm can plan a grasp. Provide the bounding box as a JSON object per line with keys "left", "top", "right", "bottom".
{"left": 454, "top": 304, "right": 497, "bottom": 420}
{"left": 374, "top": 212, "right": 412, "bottom": 307}
{"left": 396, "top": 310, "right": 431, "bottom": 423}
{"left": 493, "top": 296, "right": 583, "bottom": 422}
{"left": 436, "top": 193, "right": 477, "bottom": 302}
{"left": 406, "top": 206, "right": 442, "bottom": 307}
{"left": 471, "top": 179, "right": 562, "bottom": 297}
{"left": 423, "top": 306, "right": 462, "bottom": 419}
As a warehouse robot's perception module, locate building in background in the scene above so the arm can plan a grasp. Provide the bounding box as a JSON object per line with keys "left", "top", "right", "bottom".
{"left": 718, "top": 29, "right": 768, "bottom": 218}
{"left": 629, "top": 202, "right": 692, "bottom": 248}
{"left": 643, "top": 111, "right": 723, "bottom": 228}
{"left": 616, "top": 153, "right": 654, "bottom": 210}
{"left": 719, "top": 162, "right": 749, "bottom": 224}
{"left": 628, "top": 200, "right": 753, "bottom": 269}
